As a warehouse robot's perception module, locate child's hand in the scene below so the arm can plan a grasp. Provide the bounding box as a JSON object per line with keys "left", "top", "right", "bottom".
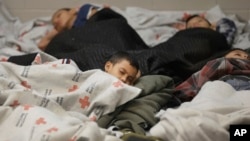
{"left": 172, "top": 22, "right": 186, "bottom": 30}
{"left": 38, "top": 28, "right": 58, "bottom": 51}
{"left": 46, "top": 28, "right": 58, "bottom": 39}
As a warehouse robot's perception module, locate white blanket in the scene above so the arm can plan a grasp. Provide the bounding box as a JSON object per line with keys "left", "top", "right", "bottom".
{"left": 0, "top": 2, "right": 51, "bottom": 56}
{"left": 150, "top": 80, "right": 250, "bottom": 141}
{"left": 0, "top": 53, "right": 141, "bottom": 141}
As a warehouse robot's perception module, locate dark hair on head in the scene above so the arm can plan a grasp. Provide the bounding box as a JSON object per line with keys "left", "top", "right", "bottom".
{"left": 185, "top": 14, "right": 211, "bottom": 27}
{"left": 223, "top": 48, "right": 249, "bottom": 56}
{"left": 108, "top": 51, "right": 139, "bottom": 71}
{"left": 58, "top": 8, "right": 71, "bottom": 11}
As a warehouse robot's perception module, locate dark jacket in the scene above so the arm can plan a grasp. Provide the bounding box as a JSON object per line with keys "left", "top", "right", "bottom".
{"left": 97, "top": 75, "right": 179, "bottom": 134}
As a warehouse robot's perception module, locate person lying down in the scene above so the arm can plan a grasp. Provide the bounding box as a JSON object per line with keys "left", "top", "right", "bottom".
{"left": 1, "top": 50, "right": 175, "bottom": 141}
{"left": 1, "top": 50, "right": 141, "bottom": 117}
{"left": 148, "top": 48, "right": 250, "bottom": 141}
{"left": 38, "top": 3, "right": 102, "bottom": 51}
{"left": 0, "top": 51, "right": 142, "bottom": 141}
{"left": 174, "top": 48, "right": 250, "bottom": 102}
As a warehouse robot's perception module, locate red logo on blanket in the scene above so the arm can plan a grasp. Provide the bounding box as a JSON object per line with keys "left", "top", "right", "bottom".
{"left": 68, "top": 85, "right": 78, "bottom": 92}
{"left": 79, "top": 96, "right": 90, "bottom": 108}
{"left": 113, "top": 80, "right": 124, "bottom": 88}
{"left": 21, "top": 81, "right": 31, "bottom": 89}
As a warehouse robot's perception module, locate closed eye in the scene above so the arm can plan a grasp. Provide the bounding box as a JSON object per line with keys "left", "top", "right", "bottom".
{"left": 119, "top": 70, "right": 125, "bottom": 75}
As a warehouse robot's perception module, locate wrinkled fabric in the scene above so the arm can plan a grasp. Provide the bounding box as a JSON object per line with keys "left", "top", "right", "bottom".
{"left": 175, "top": 57, "right": 250, "bottom": 102}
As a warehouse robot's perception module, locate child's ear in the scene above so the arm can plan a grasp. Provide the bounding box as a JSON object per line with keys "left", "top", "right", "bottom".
{"left": 132, "top": 70, "right": 141, "bottom": 84}
{"left": 104, "top": 61, "right": 112, "bottom": 72}
{"left": 136, "top": 70, "right": 141, "bottom": 79}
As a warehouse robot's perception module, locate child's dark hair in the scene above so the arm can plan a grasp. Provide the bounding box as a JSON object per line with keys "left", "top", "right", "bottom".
{"left": 58, "top": 8, "right": 71, "bottom": 11}
{"left": 185, "top": 14, "right": 212, "bottom": 26}
{"left": 108, "top": 51, "right": 139, "bottom": 70}
{"left": 223, "top": 48, "right": 249, "bottom": 56}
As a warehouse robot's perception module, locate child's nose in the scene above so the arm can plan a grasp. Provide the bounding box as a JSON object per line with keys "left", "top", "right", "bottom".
{"left": 120, "top": 75, "right": 128, "bottom": 83}
{"left": 120, "top": 76, "right": 126, "bottom": 82}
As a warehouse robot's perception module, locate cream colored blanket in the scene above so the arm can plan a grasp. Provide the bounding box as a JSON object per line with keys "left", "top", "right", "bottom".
{"left": 150, "top": 81, "right": 250, "bottom": 141}
{"left": 0, "top": 53, "right": 141, "bottom": 141}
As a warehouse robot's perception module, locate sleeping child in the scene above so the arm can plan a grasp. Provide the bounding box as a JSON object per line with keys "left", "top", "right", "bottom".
{"left": 38, "top": 3, "right": 102, "bottom": 50}
{"left": 104, "top": 51, "right": 140, "bottom": 85}
{"left": 185, "top": 14, "right": 237, "bottom": 45}
{"left": 0, "top": 50, "right": 144, "bottom": 141}
{"left": 7, "top": 50, "right": 140, "bottom": 85}
{"left": 172, "top": 14, "right": 237, "bottom": 45}
{"left": 174, "top": 48, "right": 250, "bottom": 102}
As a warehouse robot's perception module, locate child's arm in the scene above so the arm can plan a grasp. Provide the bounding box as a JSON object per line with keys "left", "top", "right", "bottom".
{"left": 38, "top": 28, "right": 58, "bottom": 51}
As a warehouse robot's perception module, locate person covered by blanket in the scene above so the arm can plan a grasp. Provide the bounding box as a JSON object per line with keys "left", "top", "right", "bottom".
{"left": 38, "top": 3, "right": 102, "bottom": 51}
{"left": 7, "top": 51, "right": 175, "bottom": 141}
{"left": 174, "top": 48, "right": 250, "bottom": 102}
{"left": 104, "top": 51, "right": 140, "bottom": 85}
{"left": 185, "top": 14, "right": 237, "bottom": 45}
{"left": 7, "top": 50, "right": 140, "bottom": 86}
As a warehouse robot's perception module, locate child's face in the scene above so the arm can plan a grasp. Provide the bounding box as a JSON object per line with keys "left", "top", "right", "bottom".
{"left": 105, "top": 60, "right": 139, "bottom": 85}
{"left": 225, "top": 50, "right": 249, "bottom": 60}
{"left": 51, "top": 9, "right": 72, "bottom": 32}
{"left": 186, "top": 16, "right": 211, "bottom": 29}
